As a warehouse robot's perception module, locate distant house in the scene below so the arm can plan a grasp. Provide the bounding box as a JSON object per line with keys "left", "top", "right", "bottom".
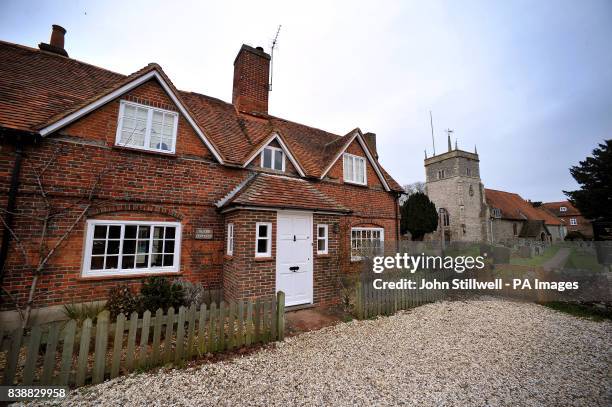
{"left": 485, "top": 189, "right": 566, "bottom": 243}
{"left": 542, "top": 201, "right": 593, "bottom": 239}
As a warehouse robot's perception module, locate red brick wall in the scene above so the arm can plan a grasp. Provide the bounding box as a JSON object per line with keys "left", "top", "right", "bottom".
{"left": 223, "top": 210, "right": 277, "bottom": 302}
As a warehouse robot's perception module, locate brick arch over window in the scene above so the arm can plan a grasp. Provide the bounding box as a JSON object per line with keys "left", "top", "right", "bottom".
{"left": 350, "top": 222, "right": 385, "bottom": 229}
{"left": 88, "top": 203, "right": 184, "bottom": 220}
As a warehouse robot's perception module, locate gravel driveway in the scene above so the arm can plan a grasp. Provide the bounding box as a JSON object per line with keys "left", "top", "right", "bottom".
{"left": 24, "top": 299, "right": 611, "bottom": 406}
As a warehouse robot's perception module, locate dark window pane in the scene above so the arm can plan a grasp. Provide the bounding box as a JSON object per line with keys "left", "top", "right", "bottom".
{"left": 257, "top": 239, "right": 267, "bottom": 253}
{"left": 106, "top": 256, "right": 119, "bottom": 269}
{"left": 153, "top": 226, "right": 164, "bottom": 239}
{"left": 122, "top": 239, "right": 136, "bottom": 254}
{"left": 93, "top": 225, "right": 107, "bottom": 239}
{"left": 136, "top": 255, "right": 148, "bottom": 268}
{"left": 258, "top": 224, "right": 268, "bottom": 238}
{"left": 318, "top": 226, "right": 326, "bottom": 238}
{"left": 92, "top": 240, "right": 106, "bottom": 255}
{"left": 90, "top": 256, "right": 104, "bottom": 270}
{"left": 107, "top": 240, "right": 120, "bottom": 255}
{"left": 125, "top": 225, "right": 137, "bottom": 239}
{"left": 263, "top": 148, "right": 272, "bottom": 168}
{"left": 138, "top": 226, "right": 150, "bottom": 239}
{"left": 151, "top": 253, "right": 163, "bottom": 267}
{"left": 274, "top": 150, "right": 283, "bottom": 170}
{"left": 318, "top": 239, "right": 325, "bottom": 251}
{"left": 152, "top": 239, "right": 163, "bottom": 253}
{"left": 122, "top": 255, "right": 135, "bottom": 269}
{"left": 163, "top": 254, "right": 174, "bottom": 266}
{"left": 108, "top": 225, "right": 121, "bottom": 239}
{"left": 137, "top": 241, "right": 149, "bottom": 254}
{"left": 165, "top": 227, "right": 175, "bottom": 239}
{"left": 164, "top": 240, "right": 175, "bottom": 254}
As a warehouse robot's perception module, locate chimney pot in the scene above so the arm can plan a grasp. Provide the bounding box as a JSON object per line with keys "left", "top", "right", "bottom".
{"left": 38, "top": 24, "right": 68, "bottom": 57}
{"left": 232, "top": 44, "right": 271, "bottom": 115}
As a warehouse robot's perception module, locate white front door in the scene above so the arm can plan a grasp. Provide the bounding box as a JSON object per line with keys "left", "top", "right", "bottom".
{"left": 276, "top": 211, "right": 313, "bottom": 306}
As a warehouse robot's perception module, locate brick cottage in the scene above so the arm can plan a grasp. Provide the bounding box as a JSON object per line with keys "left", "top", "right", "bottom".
{"left": 0, "top": 26, "right": 402, "bottom": 320}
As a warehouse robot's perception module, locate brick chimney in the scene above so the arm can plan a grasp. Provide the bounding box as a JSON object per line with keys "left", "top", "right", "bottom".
{"left": 38, "top": 25, "right": 68, "bottom": 57}
{"left": 232, "top": 44, "right": 270, "bottom": 114}
{"left": 363, "top": 132, "right": 378, "bottom": 159}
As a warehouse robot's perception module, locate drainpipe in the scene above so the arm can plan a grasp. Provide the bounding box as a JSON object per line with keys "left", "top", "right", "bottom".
{"left": 395, "top": 192, "right": 401, "bottom": 252}
{"left": 0, "top": 137, "right": 24, "bottom": 289}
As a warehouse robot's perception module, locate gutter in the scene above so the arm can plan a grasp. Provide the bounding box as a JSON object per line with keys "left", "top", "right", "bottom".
{"left": 0, "top": 135, "right": 25, "bottom": 289}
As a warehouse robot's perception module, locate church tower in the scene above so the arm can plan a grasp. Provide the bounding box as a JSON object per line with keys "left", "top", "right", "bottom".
{"left": 424, "top": 135, "right": 488, "bottom": 242}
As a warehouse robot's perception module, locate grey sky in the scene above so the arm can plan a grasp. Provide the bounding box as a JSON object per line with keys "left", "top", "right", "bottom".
{"left": 1, "top": 0, "right": 611, "bottom": 202}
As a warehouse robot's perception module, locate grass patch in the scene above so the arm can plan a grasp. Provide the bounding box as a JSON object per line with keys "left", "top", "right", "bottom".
{"left": 564, "top": 249, "right": 604, "bottom": 272}
{"left": 540, "top": 301, "right": 612, "bottom": 322}
{"left": 510, "top": 245, "right": 560, "bottom": 267}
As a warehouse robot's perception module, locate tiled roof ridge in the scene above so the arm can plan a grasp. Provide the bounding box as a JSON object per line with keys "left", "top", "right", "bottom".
{"left": 0, "top": 39, "right": 126, "bottom": 78}
{"left": 215, "top": 172, "right": 259, "bottom": 208}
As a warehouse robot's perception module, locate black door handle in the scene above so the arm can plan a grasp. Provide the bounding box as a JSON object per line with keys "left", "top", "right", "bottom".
{"left": 289, "top": 266, "right": 299, "bottom": 272}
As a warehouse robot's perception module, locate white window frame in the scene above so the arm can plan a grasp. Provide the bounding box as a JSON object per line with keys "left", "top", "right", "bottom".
{"left": 560, "top": 206, "right": 567, "bottom": 212}
{"left": 82, "top": 220, "right": 181, "bottom": 278}
{"left": 570, "top": 218, "right": 577, "bottom": 226}
{"left": 492, "top": 208, "right": 501, "bottom": 218}
{"left": 115, "top": 100, "right": 179, "bottom": 154}
{"left": 343, "top": 153, "right": 367, "bottom": 185}
{"left": 255, "top": 222, "right": 272, "bottom": 257}
{"left": 350, "top": 227, "right": 384, "bottom": 261}
{"left": 227, "top": 223, "right": 234, "bottom": 256}
{"left": 317, "top": 224, "right": 328, "bottom": 255}
{"left": 261, "top": 146, "right": 285, "bottom": 171}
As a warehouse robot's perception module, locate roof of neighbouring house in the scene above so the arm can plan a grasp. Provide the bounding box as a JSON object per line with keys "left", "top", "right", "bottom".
{"left": 0, "top": 40, "right": 402, "bottom": 191}
{"left": 216, "top": 173, "right": 351, "bottom": 213}
{"left": 541, "top": 201, "right": 582, "bottom": 217}
{"left": 485, "top": 189, "right": 562, "bottom": 225}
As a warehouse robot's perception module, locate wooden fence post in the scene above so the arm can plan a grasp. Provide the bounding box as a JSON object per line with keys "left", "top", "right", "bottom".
{"left": 93, "top": 310, "right": 110, "bottom": 384}
{"left": 355, "top": 281, "right": 363, "bottom": 319}
{"left": 76, "top": 318, "right": 92, "bottom": 387}
{"left": 276, "top": 291, "right": 285, "bottom": 341}
{"left": 111, "top": 313, "right": 126, "bottom": 379}
{"left": 59, "top": 320, "right": 77, "bottom": 386}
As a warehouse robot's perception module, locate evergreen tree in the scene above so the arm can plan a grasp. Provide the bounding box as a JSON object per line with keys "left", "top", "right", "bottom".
{"left": 400, "top": 192, "right": 438, "bottom": 240}
{"left": 564, "top": 140, "right": 612, "bottom": 221}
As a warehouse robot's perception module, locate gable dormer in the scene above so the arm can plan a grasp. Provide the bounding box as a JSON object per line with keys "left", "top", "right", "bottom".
{"left": 243, "top": 132, "right": 305, "bottom": 177}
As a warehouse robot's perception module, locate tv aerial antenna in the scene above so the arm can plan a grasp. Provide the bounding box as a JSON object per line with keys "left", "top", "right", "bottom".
{"left": 269, "top": 25, "right": 282, "bottom": 92}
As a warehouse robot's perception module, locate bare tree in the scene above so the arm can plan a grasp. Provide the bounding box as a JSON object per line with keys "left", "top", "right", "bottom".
{"left": 399, "top": 182, "right": 425, "bottom": 205}
{"left": 1, "top": 127, "right": 139, "bottom": 327}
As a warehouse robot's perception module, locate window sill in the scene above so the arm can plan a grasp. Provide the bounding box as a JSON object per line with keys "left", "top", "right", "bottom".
{"left": 254, "top": 256, "right": 274, "bottom": 262}
{"left": 113, "top": 144, "right": 177, "bottom": 157}
{"left": 224, "top": 254, "right": 234, "bottom": 260}
{"left": 343, "top": 180, "right": 368, "bottom": 187}
{"left": 79, "top": 270, "right": 182, "bottom": 281}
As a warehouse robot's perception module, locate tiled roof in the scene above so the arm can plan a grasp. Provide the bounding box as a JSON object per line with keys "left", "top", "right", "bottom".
{"left": 485, "top": 189, "right": 562, "bottom": 225}
{"left": 541, "top": 201, "right": 581, "bottom": 217}
{"left": 0, "top": 40, "right": 402, "bottom": 191}
{"left": 218, "top": 173, "right": 351, "bottom": 213}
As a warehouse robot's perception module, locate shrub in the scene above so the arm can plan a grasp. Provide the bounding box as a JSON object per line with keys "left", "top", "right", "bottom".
{"left": 139, "top": 277, "right": 185, "bottom": 312}
{"left": 107, "top": 284, "right": 139, "bottom": 318}
{"left": 62, "top": 301, "right": 106, "bottom": 325}
{"left": 175, "top": 280, "right": 207, "bottom": 308}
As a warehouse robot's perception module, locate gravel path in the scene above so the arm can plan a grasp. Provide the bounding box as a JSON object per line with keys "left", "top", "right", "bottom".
{"left": 25, "top": 299, "right": 611, "bottom": 406}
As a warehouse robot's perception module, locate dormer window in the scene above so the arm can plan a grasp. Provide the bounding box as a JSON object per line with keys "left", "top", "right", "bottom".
{"left": 560, "top": 206, "right": 567, "bottom": 212}
{"left": 492, "top": 208, "right": 501, "bottom": 218}
{"left": 343, "top": 153, "right": 366, "bottom": 185}
{"left": 116, "top": 101, "right": 178, "bottom": 153}
{"left": 261, "top": 146, "right": 285, "bottom": 171}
